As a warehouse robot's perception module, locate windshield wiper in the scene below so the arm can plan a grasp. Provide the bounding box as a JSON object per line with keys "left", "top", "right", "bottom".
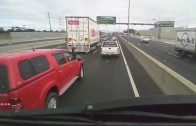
{"left": 1, "top": 110, "right": 196, "bottom": 125}
{"left": 1, "top": 95, "right": 196, "bottom": 124}
{"left": 0, "top": 115, "right": 98, "bottom": 126}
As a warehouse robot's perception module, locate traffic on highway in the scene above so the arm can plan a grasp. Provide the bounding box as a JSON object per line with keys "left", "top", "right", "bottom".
{"left": 1, "top": 0, "right": 196, "bottom": 125}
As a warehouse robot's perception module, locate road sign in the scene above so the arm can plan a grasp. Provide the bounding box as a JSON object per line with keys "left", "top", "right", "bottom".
{"left": 155, "top": 21, "right": 175, "bottom": 27}
{"left": 97, "top": 16, "right": 116, "bottom": 24}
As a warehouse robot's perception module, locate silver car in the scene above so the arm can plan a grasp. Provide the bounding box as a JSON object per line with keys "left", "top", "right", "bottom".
{"left": 140, "top": 36, "right": 150, "bottom": 43}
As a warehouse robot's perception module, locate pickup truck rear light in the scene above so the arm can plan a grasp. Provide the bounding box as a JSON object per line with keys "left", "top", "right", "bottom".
{"left": 10, "top": 98, "right": 23, "bottom": 110}
{"left": 85, "top": 38, "right": 88, "bottom": 42}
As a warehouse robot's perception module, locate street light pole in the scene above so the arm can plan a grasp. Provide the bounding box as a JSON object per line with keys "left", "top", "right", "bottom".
{"left": 186, "top": 14, "right": 189, "bottom": 28}
{"left": 180, "top": 14, "right": 189, "bottom": 28}
{"left": 127, "top": 0, "right": 130, "bottom": 38}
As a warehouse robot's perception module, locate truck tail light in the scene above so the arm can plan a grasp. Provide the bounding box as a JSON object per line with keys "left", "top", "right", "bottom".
{"left": 67, "top": 38, "right": 72, "bottom": 42}
{"left": 0, "top": 93, "right": 11, "bottom": 111}
{"left": 85, "top": 38, "right": 88, "bottom": 42}
{"left": 10, "top": 98, "right": 23, "bottom": 110}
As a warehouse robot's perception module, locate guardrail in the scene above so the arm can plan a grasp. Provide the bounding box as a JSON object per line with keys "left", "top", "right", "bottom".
{"left": 119, "top": 36, "right": 196, "bottom": 95}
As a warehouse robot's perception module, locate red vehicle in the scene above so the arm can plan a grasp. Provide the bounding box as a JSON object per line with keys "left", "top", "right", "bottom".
{"left": 0, "top": 49, "right": 84, "bottom": 111}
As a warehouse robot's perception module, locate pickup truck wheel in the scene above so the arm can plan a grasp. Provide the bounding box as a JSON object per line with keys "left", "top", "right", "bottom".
{"left": 78, "top": 66, "right": 84, "bottom": 80}
{"left": 45, "top": 92, "right": 59, "bottom": 109}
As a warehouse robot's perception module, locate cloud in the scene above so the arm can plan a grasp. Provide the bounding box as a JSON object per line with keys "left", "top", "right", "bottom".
{"left": 0, "top": 0, "right": 196, "bottom": 31}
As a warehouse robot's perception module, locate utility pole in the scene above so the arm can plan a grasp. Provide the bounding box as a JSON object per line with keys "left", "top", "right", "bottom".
{"left": 119, "top": 17, "right": 121, "bottom": 33}
{"left": 59, "top": 17, "right": 62, "bottom": 31}
{"left": 127, "top": 0, "right": 130, "bottom": 39}
{"left": 48, "top": 12, "right": 52, "bottom": 32}
{"left": 62, "top": 18, "right": 65, "bottom": 31}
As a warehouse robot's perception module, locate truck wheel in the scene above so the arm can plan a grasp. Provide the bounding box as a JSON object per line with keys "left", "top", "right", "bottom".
{"left": 78, "top": 66, "right": 84, "bottom": 80}
{"left": 45, "top": 92, "right": 59, "bottom": 109}
{"left": 179, "top": 50, "right": 186, "bottom": 58}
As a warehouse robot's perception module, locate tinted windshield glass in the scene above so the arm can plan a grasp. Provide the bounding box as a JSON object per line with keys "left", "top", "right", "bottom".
{"left": 0, "top": 65, "right": 9, "bottom": 92}
{"left": 1, "top": 0, "right": 196, "bottom": 119}
{"left": 103, "top": 42, "right": 117, "bottom": 47}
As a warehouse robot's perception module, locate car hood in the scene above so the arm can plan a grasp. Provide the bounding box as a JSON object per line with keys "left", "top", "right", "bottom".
{"left": 2, "top": 95, "right": 196, "bottom": 116}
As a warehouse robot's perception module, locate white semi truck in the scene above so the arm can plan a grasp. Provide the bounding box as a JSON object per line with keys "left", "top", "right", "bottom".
{"left": 175, "top": 30, "right": 196, "bottom": 57}
{"left": 66, "top": 16, "right": 100, "bottom": 53}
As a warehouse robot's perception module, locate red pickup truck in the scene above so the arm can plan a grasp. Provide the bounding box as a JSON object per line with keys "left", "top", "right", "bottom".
{"left": 0, "top": 49, "right": 84, "bottom": 111}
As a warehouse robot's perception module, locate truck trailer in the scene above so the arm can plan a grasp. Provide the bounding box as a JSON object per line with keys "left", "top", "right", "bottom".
{"left": 66, "top": 16, "right": 100, "bottom": 53}
{"left": 175, "top": 30, "right": 196, "bottom": 57}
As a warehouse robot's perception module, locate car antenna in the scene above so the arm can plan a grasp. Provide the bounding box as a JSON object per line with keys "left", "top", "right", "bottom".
{"left": 31, "top": 45, "right": 35, "bottom": 52}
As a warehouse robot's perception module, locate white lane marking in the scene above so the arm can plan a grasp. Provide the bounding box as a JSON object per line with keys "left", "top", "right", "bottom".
{"left": 137, "top": 43, "right": 141, "bottom": 46}
{"left": 92, "top": 50, "right": 97, "bottom": 54}
{"left": 168, "top": 52, "right": 179, "bottom": 58}
{"left": 106, "top": 60, "right": 109, "bottom": 63}
{"left": 119, "top": 43, "right": 140, "bottom": 97}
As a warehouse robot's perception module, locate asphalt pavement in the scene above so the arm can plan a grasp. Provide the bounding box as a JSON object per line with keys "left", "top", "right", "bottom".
{"left": 46, "top": 38, "right": 164, "bottom": 108}
{"left": 123, "top": 36, "right": 196, "bottom": 84}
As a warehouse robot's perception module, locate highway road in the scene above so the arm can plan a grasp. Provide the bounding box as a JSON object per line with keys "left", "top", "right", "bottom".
{"left": 122, "top": 36, "right": 196, "bottom": 84}
{"left": 39, "top": 34, "right": 196, "bottom": 108}
{"left": 42, "top": 37, "right": 163, "bottom": 108}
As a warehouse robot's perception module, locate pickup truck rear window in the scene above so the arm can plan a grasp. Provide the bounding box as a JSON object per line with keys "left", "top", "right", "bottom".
{"left": 102, "top": 42, "right": 117, "bottom": 47}
{"left": 0, "top": 65, "right": 9, "bottom": 91}
{"left": 18, "top": 56, "right": 50, "bottom": 80}
{"left": 19, "top": 60, "right": 35, "bottom": 80}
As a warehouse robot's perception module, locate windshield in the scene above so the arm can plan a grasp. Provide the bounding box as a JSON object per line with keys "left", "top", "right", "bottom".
{"left": 102, "top": 42, "right": 117, "bottom": 47}
{"left": 1, "top": 0, "right": 196, "bottom": 123}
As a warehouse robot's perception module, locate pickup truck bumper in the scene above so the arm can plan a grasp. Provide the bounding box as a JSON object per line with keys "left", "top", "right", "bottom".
{"left": 101, "top": 52, "right": 120, "bottom": 55}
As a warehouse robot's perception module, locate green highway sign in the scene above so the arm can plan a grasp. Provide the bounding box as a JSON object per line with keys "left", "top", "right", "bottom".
{"left": 97, "top": 16, "right": 116, "bottom": 24}
{"left": 155, "top": 21, "right": 175, "bottom": 27}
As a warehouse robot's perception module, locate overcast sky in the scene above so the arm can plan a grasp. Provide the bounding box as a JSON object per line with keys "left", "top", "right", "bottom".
{"left": 0, "top": 0, "right": 196, "bottom": 31}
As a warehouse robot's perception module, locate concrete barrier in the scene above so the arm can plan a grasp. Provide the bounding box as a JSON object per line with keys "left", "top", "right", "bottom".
{"left": 0, "top": 33, "right": 11, "bottom": 39}
{"left": 0, "top": 39, "right": 66, "bottom": 53}
{"left": 0, "top": 37, "right": 65, "bottom": 45}
{"left": 10, "top": 32, "right": 66, "bottom": 39}
{"left": 119, "top": 36, "right": 196, "bottom": 95}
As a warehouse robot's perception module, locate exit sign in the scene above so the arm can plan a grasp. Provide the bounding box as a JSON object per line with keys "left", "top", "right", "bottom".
{"left": 97, "top": 16, "right": 116, "bottom": 24}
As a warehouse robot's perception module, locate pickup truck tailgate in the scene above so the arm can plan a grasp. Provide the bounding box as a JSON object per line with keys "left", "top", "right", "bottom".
{"left": 102, "top": 47, "right": 119, "bottom": 53}
{"left": 101, "top": 41, "right": 120, "bottom": 54}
